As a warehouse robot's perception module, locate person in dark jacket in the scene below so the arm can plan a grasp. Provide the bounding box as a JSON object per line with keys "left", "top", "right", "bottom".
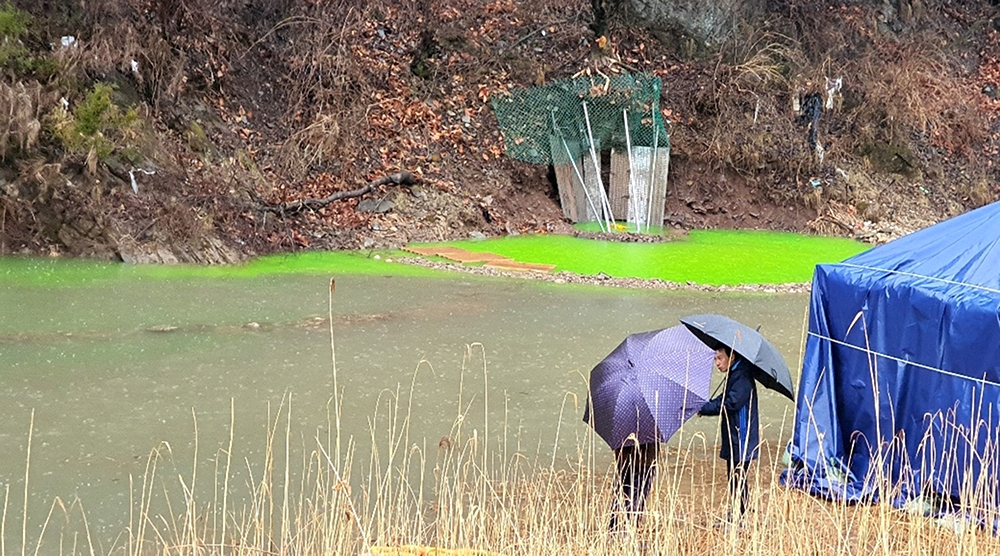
{"left": 698, "top": 346, "right": 759, "bottom": 525}
{"left": 609, "top": 440, "right": 659, "bottom": 532}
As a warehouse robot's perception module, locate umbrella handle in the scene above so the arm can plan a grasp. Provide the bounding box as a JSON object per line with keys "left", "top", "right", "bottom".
{"left": 708, "top": 379, "right": 724, "bottom": 400}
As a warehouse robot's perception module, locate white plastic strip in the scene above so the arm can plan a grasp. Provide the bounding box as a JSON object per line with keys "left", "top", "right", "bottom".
{"left": 836, "top": 263, "right": 1000, "bottom": 296}
{"left": 622, "top": 109, "right": 641, "bottom": 229}
{"left": 807, "top": 331, "right": 1000, "bottom": 388}
{"left": 646, "top": 121, "right": 658, "bottom": 233}
{"left": 581, "top": 101, "right": 614, "bottom": 231}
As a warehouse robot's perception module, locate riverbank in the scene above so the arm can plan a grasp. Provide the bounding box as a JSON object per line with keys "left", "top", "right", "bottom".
{"left": 394, "top": 255, "right": 812, "bottom": 294}
{"left": 1, "top": 227, "right": 865, "bottom": 292}
{"left": 4, "top": 2, "right": 998, "bottom": 265}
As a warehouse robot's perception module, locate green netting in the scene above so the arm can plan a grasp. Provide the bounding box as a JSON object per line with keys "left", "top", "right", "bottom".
{"left": 490, "top": 73, "right": 669, "bottom": 165}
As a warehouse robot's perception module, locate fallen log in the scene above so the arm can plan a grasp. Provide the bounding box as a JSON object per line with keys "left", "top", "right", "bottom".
{"left": 257, "top": 171, "right": 415, "bottom": 214}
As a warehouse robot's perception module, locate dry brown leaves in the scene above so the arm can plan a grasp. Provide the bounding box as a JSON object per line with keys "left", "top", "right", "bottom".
{"left": 336, "top": 1, "right": 531, "bottom": 189}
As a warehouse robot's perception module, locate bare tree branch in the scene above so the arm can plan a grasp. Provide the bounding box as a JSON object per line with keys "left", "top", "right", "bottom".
{"left": 257, "top": 171, "right": 415, "bottom": 214}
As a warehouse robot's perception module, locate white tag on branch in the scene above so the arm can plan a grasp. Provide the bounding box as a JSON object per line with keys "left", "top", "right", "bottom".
{"left": 129, "top": 168, "right": 156, "bottom": 194}
{"left": 825, "top": 77, "right": 843, "bottom": 110}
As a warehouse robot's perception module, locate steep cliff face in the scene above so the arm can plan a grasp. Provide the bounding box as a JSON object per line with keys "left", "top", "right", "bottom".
{"left": 0, "top": 0, "right": 997, "bottom": 261}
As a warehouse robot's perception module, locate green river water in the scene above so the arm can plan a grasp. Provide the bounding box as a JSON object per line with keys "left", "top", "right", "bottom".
{"left": 0, "top": 233, "right": 865, "bottom": 550}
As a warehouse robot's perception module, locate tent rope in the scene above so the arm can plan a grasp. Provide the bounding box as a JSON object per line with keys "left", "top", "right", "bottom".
{"left": 807, "top": 331, "right": 1000, "bottom": 388}
{"left": 836, "top": 263, "right": 1000, "bottom": 296}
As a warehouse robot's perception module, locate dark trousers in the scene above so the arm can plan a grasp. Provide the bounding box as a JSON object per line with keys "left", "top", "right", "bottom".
{"left": 726, "top": 459, "right": 750, "bottom": 519}
{"left": 609, "top": 443, "right": 658, "bottom": 531}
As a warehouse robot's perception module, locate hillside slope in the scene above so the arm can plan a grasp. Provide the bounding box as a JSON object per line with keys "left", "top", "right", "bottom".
{"left": 1, "top": 0, "right": 998, "bottom": 262}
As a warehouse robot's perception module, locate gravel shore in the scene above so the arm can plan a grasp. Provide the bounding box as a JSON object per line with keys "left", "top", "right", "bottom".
{"left": 394, "top": 256, "right": 811, "bottom": 294}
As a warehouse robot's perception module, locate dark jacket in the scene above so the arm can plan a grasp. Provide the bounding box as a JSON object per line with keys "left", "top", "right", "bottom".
{"left": 698, "top": 355, "right": 760, "bottom": 463}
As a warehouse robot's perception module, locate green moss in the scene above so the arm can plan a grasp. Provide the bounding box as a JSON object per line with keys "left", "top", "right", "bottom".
{"left": 186, "top": 121, "right": 212, "bottom": 153}
{"left": 0, "top": 4, "right": 59, "bottom": 80}
{"left": 0, "top": 3, "right": 31, "bottom": 73}
{"left": 22, "top": 54, "right": 57, "bottom": 80}
{"left": 858, "top": 141, "right": 919, "bottom": 179}
{"left": 119, "top": 146, "right": 143, "bottom": 165}
{"left": 235, "top": 148, "right": 257, "bottom": 171}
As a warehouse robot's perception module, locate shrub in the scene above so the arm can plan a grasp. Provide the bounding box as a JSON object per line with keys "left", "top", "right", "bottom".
{"left": 0, "top": 2, "right": 28, "bottom": 40}
{"left": 0, "top": 3, "right": 56, "bottom": 80}
{"left": 48, "top": 82, "right": 139, "bottom": 172}
{"left": 0, "top": 3, "right": 30, "bottom": 69}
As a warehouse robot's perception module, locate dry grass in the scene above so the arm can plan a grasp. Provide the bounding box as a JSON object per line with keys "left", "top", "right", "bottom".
{"left": 847, "top": 40, "right": 987, "bottom": 157}
{"left": 0, "top": 81, "right": 42, "bottom": 161}
{"left": 9, "top": 391, "right": 1000, "bottom": 555}
{"left": 677, "top": 4, "right": 996, "bottom": 200}
{"left": 7, "top": 286, "right": 1000, "bottom": 556}
{"left": 682, "top": 24, "right": 814, "bottom": 184}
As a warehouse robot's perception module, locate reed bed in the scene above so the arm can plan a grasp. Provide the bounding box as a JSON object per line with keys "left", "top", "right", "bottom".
{"left": 9, "top": 281, "right": 1000, "bottom": 555}
{"left": 10, "top": 373, "right": 1000, "bottom": 554}
{"left": 10, "top": 388, "right": 1000, "bottom": 555}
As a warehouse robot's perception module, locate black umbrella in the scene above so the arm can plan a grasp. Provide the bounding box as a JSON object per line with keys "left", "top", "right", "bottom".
{"left": 680, "top": 314, "right": 795, "bottom": 401}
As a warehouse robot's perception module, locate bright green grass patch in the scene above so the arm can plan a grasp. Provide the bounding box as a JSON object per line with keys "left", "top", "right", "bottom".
{"left": 0, "top": 251, "right": 442, "bottom": 287}
{"left": 426, "top": 230, "right": 869, "bottom": 286}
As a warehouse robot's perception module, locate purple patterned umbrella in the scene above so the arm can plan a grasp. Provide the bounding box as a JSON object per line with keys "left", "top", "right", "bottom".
{"left": 584, "top": 325, "right": 715, "bottom": 449}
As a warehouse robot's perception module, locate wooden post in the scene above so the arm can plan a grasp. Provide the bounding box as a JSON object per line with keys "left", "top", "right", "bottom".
{"left": 609, "top": 149, "right": 629, "bottom": 222}
{"left": 549, "top": 135, "right": 580, "bottom": 222}
{"left": 581, "top": 138, "right": 601, "bottom": 223}
{"left": 647, "top": 146, "right": 670, "bottom": 228}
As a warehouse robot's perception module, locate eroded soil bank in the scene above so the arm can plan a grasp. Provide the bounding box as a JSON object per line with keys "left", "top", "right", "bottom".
{"left": 1, "top": 1, "right": 998, "bottom": 263}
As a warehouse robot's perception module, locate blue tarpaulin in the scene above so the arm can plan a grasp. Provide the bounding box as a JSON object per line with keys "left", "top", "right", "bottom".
{"left": 783, "top": 201, "right": 1000, "bottom": 509}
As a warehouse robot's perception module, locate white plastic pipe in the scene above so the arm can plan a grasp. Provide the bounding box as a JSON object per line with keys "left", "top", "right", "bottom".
{"left": 582, "top": 102, "right": 615, "bottom": 232}
{"left": 622, "top": 109, "right": 642, "bottom": 231}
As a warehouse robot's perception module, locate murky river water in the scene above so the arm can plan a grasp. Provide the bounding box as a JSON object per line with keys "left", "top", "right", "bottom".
{"left": 0, "top": 260, "right": 809, "bottom": 546}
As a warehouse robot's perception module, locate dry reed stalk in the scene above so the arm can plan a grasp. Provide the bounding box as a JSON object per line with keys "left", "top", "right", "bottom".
{"left": 8, "top": 302, "right": 1000, "bottom": 554}
{"left": 111, "top": 366, "right": 997, "bottom": 555}
{"left": 103, "top": 433, "right": 1000, "bottom": 555}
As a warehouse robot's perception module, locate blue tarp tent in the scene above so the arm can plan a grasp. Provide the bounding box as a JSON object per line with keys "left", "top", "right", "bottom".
{"left": 784, "top": 201, "right": 1000, "bottom": 509}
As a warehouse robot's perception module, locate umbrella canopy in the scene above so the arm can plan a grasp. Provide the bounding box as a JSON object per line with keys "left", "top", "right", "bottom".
{"left": 584, "top": 325, "right": 715, "bottom": 449}
{"left": 680, "top": 314, "right": 795, "bottom": 401}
